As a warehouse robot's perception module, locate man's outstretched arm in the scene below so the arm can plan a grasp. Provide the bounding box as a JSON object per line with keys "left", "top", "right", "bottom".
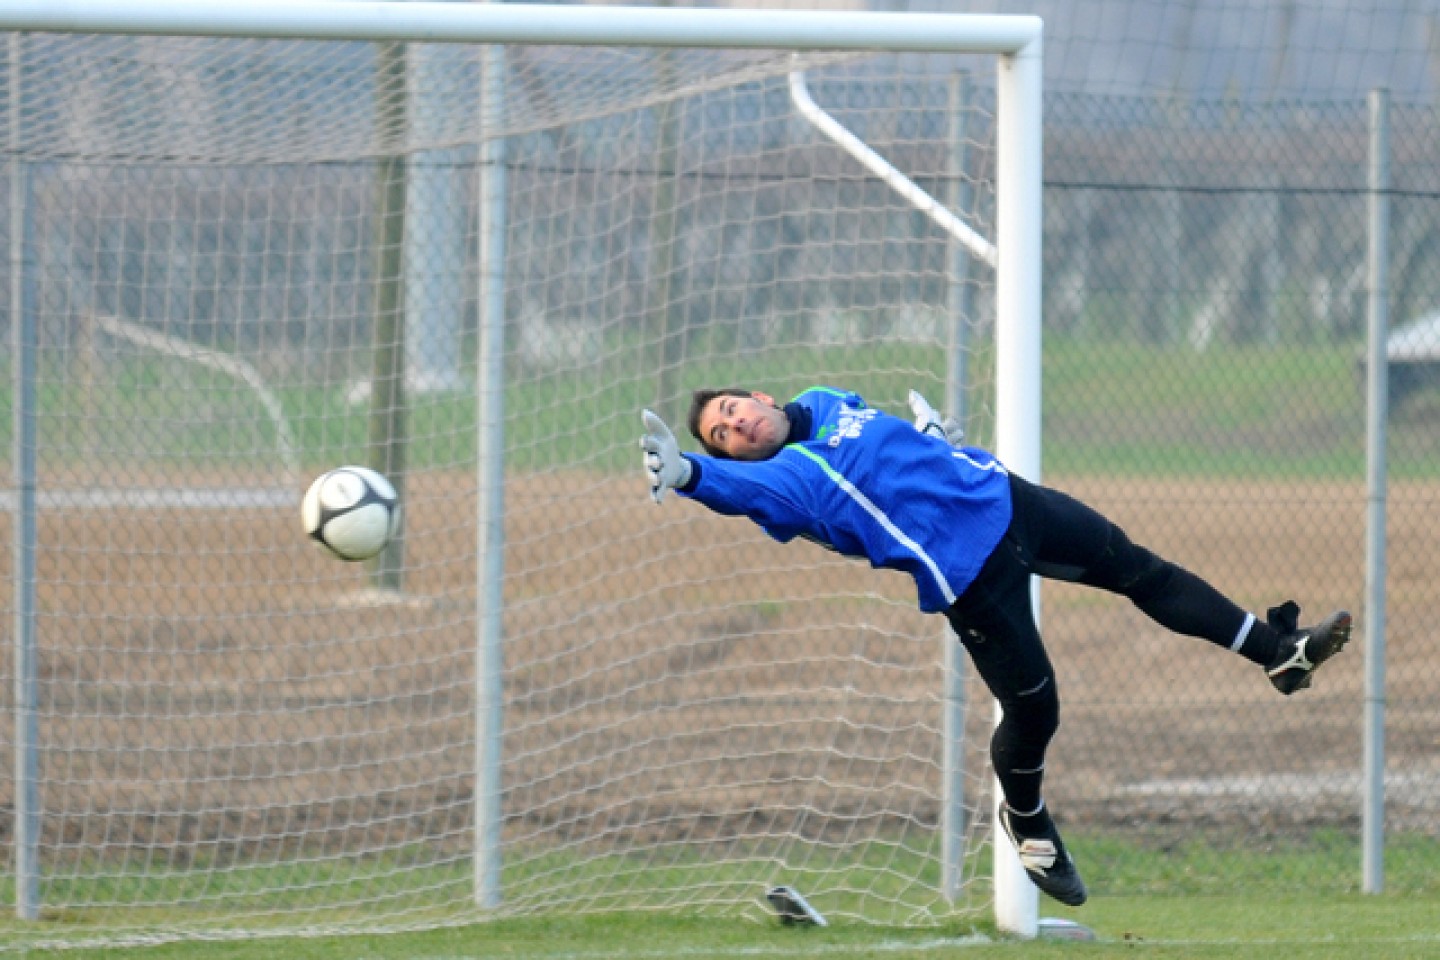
{"left": 639, "top": 409, "right": 693, "bottom": 504}
{"left": 638, "top": 408, "right": 811, "bottom": 546}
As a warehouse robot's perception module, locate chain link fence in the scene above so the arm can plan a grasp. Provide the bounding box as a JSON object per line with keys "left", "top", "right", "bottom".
{"left": 1036, "top": 94, "right": 1440, "bottom": 894}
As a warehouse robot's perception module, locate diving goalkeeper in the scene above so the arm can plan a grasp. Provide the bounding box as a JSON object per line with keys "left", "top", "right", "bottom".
{"left": 639, "top": 385, "right": 1351, "bottom": 907}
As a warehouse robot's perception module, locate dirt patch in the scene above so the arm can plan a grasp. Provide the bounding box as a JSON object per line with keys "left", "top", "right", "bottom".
{"left": 1, "top": 472, "right": 1435, "bottom": 863}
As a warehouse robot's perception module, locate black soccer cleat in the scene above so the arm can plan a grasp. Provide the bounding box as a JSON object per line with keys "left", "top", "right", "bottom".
{"left": 1265, "top": 603, "right": 1352, "bottom": 695}
{"left": 998, "top": 804, "right": 1088, "bottom": 907}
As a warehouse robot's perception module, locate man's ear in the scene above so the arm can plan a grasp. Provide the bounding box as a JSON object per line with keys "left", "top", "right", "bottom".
{"left": 753, "top": 391, "right": 776, "bottom": 407}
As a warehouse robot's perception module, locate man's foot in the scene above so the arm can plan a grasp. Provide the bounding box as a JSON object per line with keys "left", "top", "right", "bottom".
{"left": 998, "top": 804, "right": 1087, "bottom": 906}
{"left": 1265, "top": 603, "right": 1352, "bottom": 695}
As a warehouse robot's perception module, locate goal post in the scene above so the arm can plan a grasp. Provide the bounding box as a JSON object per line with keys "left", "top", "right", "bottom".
{"left": 2, "top": 1, "right": 1043, "bottom": 944}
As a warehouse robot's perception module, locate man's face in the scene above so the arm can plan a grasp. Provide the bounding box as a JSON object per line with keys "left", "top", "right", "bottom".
{"left": 698, "top": 391, "right": 789, "bottom": 460}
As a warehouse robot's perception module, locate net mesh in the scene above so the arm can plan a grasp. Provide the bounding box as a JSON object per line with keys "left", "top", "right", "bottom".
{"left": 1, "top": 32, "right": 1003, "bottom": 945}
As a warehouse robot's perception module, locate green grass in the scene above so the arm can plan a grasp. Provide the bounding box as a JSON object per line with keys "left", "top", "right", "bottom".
{"left": 4, "top": 832, "right": 1439, "bottom": 958}
{"left": 1041, "top": 339, "right": 1369, "bottom": 478}
{"left": 1076, "top": 830, "right": 1440, "bottom": 898}
{"left": 6, "top": 336, "right": 1434, "bottom": 480}
{"left": 4, "top": 894, "right": 1438, "bottom": 959}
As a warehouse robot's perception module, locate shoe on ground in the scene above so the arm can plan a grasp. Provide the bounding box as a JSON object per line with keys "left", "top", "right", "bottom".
{"left": 998, "top": 804, "right": 1087, "bottom": 907}
{"left": 1265, "top": 603, "right": 1352, "bottom": 695}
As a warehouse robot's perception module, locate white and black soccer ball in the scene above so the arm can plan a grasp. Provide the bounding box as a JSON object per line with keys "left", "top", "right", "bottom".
{"left": 300, "top": 466, "right": 400, "bottom": 562}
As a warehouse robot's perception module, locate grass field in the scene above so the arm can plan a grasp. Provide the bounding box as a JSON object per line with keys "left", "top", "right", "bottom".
{"left": 6, "top": 833, "right": 1440, "bottom": 957}
{"left": 13, "top": 337, "right": 1439, "bottom": 478}
{"left": 7, "top": 894, "right": 1440, "bottom": 959}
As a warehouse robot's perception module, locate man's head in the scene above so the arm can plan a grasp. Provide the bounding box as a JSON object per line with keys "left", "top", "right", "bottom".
{"left": 688, "top": 388, "right": 790, "bottom": 460}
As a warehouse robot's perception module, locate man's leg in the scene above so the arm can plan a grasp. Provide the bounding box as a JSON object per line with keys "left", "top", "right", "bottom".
{"left": 945, "top": 541, "right": 1086, "bottom": 906}
{"left": 1007, "top": 475, "right": 1350, "bottom": 692}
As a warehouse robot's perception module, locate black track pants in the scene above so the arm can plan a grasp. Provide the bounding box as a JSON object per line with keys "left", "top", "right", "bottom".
{"left": 943, "top": 474, "right": 1255, "bottom": 814}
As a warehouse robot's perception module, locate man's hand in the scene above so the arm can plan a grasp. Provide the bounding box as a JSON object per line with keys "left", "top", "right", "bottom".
{"left": 907, "top": 389, "right": 964, "bottom": 446}
{"left": 640, "top": 410, "right": 693, "bottom": 504}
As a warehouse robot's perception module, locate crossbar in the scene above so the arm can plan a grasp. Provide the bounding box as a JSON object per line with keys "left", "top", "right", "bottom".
{"left": 0, "top": 1, "right": 1040, "bottom": 52}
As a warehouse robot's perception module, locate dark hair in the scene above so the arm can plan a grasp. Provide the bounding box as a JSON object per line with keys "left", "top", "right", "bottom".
{"left": 687, "top": 387, "right": 755, "bottom": 458}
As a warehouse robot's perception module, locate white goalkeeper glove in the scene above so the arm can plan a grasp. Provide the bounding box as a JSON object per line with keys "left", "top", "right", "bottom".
{"left": 908, "top": 389, "right": 965, "bottom": 446}
{"left": 640, "top": 409, "right": 693, "bottom": 504}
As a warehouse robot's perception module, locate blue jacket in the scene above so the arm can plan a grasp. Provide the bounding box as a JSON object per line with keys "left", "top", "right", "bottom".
{"left": 680, "top": 387, "right": 1013, "bottom": 612}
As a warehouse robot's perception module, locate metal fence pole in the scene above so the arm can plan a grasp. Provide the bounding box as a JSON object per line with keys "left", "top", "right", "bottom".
{"left": 940, "top": 68, "right": 974, "bottom": 904}
{"left": 1362, "top": 86, "right": 1390, "bottom": 895}
{"left": 474, "top": 31, "right": 508, "bottom": 910}
{"left": 9, "top": 31, "right": 41, "bottom": 921}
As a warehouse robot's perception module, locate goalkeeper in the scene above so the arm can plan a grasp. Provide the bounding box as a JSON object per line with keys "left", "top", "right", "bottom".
{"left": 639, "top": 385, "right": 1351, "bottom": 907}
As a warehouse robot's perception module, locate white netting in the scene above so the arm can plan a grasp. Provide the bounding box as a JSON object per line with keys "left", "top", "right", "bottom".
{"left": 11, "top": 35, "right": 856, "bottom": 161}
{"left": 1, "top": 28, "right": 1003, "bottom": 946}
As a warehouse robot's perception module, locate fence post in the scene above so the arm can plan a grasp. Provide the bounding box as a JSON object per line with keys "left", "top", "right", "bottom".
{"left": 9, "top": 31, "right": 41, "bottom": 922}
{"left": 940, "top": 68, "right": 974, "bottom": 904}
{"left": 1362, "top": 86, "right": 1389, "bottom": 895}
{"left": 474, "top": 29, "right": 508, "bottom": 910}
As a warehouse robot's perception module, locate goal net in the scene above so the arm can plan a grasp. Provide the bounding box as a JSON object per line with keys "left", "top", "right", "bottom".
{"left": 1, "top": 7, "right": 1038, "bottom": 946}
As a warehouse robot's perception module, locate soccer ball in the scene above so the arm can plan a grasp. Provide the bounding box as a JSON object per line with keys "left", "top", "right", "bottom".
{"left": 300, "top": 466, "right": 399, "bottom": 562}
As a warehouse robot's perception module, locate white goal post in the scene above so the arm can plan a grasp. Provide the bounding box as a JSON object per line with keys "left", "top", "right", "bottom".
{"left": 3, "top": 0, "right": 1043, "bottom": 943}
